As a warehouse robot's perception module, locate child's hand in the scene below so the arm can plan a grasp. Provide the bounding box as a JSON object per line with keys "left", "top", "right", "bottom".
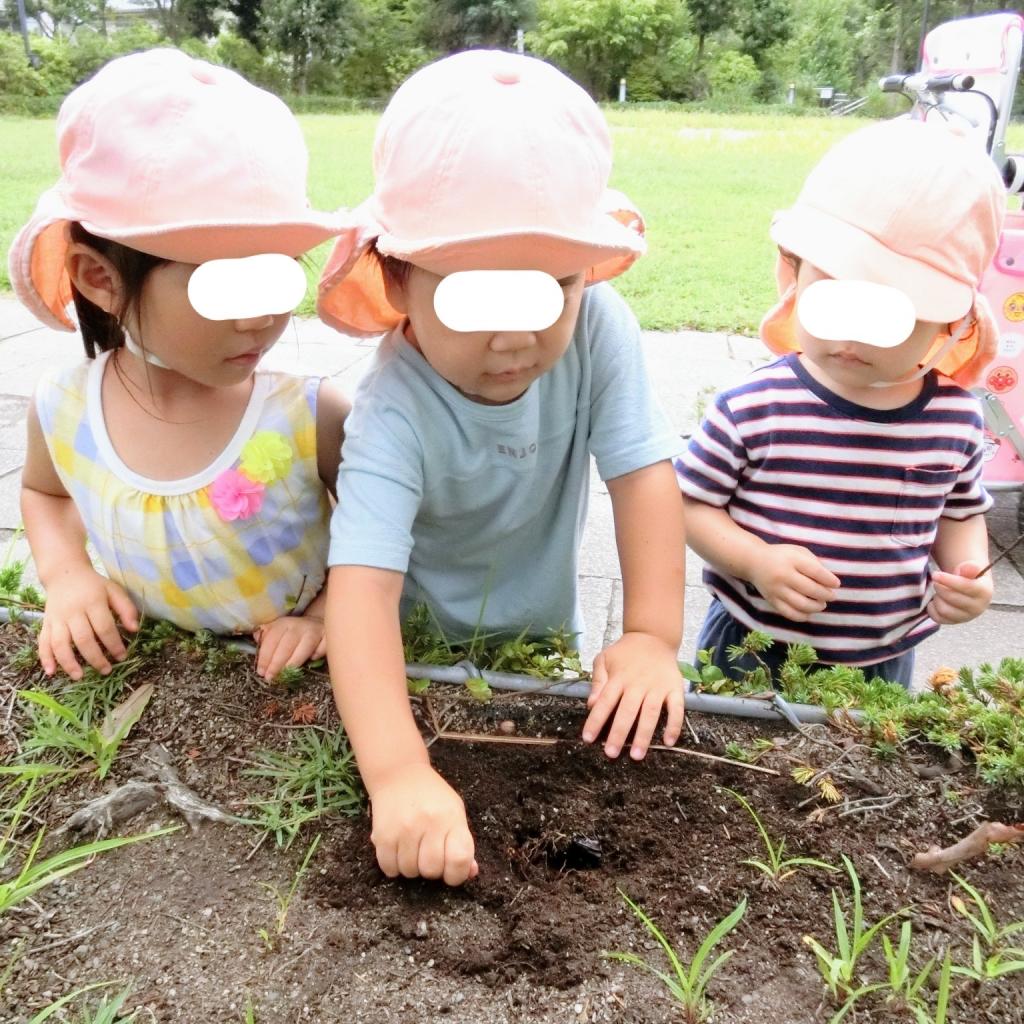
{"left": 38, "top": 566, "right": 138, "bottom": 680}
{"left": 368, "top": 763, "right": 478, "bottom": 886}
{"left": 582, "top": 631, "right": 685, "bottom": 761}
{"left": 749, "top": 544, "right": 840, "bottom": 621}
{"left": 253, "top": 613, "right": 326, "bottom": 679}
{"left": 928, "top": 561, "right": 993, "bottom": 624}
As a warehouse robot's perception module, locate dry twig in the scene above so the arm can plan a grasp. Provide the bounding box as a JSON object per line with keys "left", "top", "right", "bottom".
{"left": 911, "top": 821, "right": 1024, "bottom": 873}
{"left": 434, "top": 730, "right": 779, "bottom": 775}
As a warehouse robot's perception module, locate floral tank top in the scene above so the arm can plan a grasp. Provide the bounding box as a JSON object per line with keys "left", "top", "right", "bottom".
{"left": 34, "top": 351, "right": 331, "bottom": 634}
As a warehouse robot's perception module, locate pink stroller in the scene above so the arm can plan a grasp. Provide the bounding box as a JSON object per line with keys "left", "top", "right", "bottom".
{"left": 884, "top": 11, "right": 1024, "bottom": 537}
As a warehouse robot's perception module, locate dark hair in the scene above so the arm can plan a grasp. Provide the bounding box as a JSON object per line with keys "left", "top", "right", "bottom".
{"left": 68, "top": 222, "right": 168, "bottom": 358}
{"left": 370, "top": 242, "right": 413, "bottom": 292}
{"left": 779, "top": 247, "right": 802, "bottom": 276}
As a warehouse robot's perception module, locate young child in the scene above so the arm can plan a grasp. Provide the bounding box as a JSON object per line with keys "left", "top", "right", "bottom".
{"left": 678, "top": 119, "right": 1004, "bottom": 688}
{"left": 317, "top": 50, "right": 686, "bottom": 886}
{"left": 11, "top": 49, "right": 355, "bottom": 683}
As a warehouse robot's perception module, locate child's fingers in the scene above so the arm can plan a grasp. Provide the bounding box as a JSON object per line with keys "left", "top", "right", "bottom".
{"left": 396, "top": 831, "right": 422, "bottom": 878}
{"left": 416, "top": 829, "right": 447, "bottom": 880}
{"left": 443, "top": 827, "right": 477, "bottom": 887}
{"left": 37, "top": 623, "right": 57, "bottom": 676}
{"left": 604, "top": 688, "right": 645, "bottom": 759}
{"left": 587, "top": 654, "right": 608, "bottom": 708}
{"left": 106, "top": 585, "right": 139, "bottom": 633}
{"left": 88, "top": 607, "right": 127, "bottom": 663}
{"left": 662, "top": 689, "right": 686, "bottom": 749}
{"left": 255, "top": 624, "right": 286, "bottom": 678}
{"left": 313, "top": 635, "right": 327, "bottom": 660}
{"left": 283, "top": 631, "right": 322, "bottom": 671}
{"left": 628, "top": 693, "right": 664, "bottom": 760}
{"left": 49, "top": 620, "right": 86, "bottom": 680}
{"left": 581, "top": 677, "right": 621, "bottom": 744}
{"left": 69, "top": 613, "right": 112, "bottom": 676}
{"left": 373, "top": 834, "right": 400, "bottom": 879}
{"left": 799, "top": 557, "right": 841, "bottom": 590}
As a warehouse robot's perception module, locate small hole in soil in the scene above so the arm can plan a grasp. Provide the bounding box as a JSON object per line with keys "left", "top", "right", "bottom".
{"left": 511, "top": 829, "right": 604, "bottom": 872}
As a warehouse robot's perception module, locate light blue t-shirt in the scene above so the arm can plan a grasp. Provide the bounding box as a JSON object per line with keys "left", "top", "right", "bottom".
{"left": 328, "top": 283, "right": 681, "bottom": 643}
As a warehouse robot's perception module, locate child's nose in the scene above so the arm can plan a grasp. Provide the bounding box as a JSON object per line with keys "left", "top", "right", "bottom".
{"left": 488, "top": 331, "right": 534, "bottom": 352}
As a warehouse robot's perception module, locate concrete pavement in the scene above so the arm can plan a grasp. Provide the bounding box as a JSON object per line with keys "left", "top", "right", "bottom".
{"left": 2, "top": 295, "right": 1022, "bottom": 687}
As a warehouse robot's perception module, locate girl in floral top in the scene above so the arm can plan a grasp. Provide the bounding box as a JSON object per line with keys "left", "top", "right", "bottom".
{"left": 11, "top": 50, "right": 357, "bottom": 681}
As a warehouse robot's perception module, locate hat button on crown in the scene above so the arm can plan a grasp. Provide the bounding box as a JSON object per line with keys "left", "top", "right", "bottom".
{"left": 190, "top": 64, "right": 217, "bottom": 85}
{"left": 492, "top": 66, "right": 520, "bottom": 85}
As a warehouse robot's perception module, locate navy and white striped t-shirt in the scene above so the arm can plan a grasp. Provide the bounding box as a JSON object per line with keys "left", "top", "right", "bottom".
{"left": 676, "top": 354, "right": 992, "bottom": 665}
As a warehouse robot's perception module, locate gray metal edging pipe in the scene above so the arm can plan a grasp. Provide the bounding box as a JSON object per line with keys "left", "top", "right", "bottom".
{"left": 0, "top": 609, "right": 859, "bottom": 725}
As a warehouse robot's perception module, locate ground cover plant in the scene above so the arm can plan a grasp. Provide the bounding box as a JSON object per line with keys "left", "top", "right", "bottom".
{"left": 1, "top": 607, "right": 1022, "bottom": 1022}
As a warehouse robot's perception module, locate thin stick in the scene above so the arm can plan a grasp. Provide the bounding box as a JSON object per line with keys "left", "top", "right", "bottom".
{"left": 976, "top": 530, "right": 1024, "bottom": 577}
{"left": 435, "top": 731, "right": 779, "bottom": 775}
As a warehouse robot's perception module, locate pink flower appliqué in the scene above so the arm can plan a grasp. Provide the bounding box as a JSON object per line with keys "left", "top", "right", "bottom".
{"left": 210, "top": 468, "right": 265, "bottom": 521}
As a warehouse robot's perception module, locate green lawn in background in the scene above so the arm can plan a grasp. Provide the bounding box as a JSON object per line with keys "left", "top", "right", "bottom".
{"left": 3, "top": 111, "right": 1022, "bottom": 334}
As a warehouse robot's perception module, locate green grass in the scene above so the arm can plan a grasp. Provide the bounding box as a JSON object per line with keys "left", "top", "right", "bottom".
{"left": 7, "top": 109, "right": 1024, "bottom": 331}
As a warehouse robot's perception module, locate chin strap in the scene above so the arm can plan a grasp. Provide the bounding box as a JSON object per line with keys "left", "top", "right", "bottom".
{"left": 123, "top": 334, "right": 171, "bottom": 369}
{"left": 868, "top": 316, "right": 972, "bottom": 388}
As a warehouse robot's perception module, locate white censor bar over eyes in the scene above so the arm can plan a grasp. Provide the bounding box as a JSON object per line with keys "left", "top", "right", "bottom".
{"left": 434, "top": 270, "right": 565, "bottom": 332}
{"left": 188, "top": 254, "right": 308, "bottom": 321}
{"left": 797, "top": 279, "right": 918, "bottom": 349}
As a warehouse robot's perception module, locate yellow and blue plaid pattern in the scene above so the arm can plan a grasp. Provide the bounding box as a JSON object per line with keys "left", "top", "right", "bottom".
{"left": 36, "top": 357, "right": 331, "bottom": 634}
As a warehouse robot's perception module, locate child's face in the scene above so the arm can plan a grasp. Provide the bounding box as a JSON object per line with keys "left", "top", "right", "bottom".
{"left": 128, "top": 261, "right": 292, "bottom": 385}
{"left": 391, "top": 266, "right": 587, "bottom": 405}
{"left": 794, "top": 262, "right": 943, "bottom": 394}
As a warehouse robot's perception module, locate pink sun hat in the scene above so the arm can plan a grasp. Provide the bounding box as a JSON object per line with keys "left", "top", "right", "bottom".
{"left": 9, "top": 48, "right": 356, "bottom": 332}
{"left": 317, "top": 49, "right": 646, "bottom": 336}
{"left": 760, "top": 118, "right": 1005, "bottom": 385}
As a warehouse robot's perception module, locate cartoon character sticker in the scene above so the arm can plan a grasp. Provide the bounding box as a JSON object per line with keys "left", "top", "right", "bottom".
{"left": 986, "top": 366, "right": 1019, "bottom": 394}
{"left": 1004, "top": 292, "right": 1024, "bottom": 322}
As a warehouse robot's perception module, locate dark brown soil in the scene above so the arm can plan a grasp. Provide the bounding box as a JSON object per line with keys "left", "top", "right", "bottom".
{"left": 1, "top": 621, "right": 1022, "bottom": 1024}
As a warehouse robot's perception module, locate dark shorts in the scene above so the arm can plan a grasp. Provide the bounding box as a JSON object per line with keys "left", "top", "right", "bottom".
{"left": 695, "top": 597, "right": 915, "bottom": 689}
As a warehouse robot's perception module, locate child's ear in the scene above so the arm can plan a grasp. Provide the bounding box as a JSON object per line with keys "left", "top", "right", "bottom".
{"left": 65, "top": 243, "right": 124, "bottom": 315}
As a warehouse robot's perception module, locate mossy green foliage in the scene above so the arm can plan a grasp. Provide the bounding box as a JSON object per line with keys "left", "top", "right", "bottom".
{"left": 401, "top": 603, "right": 584, "bottom": 681}
{"left": 683, "top": 634, "right": 1024, "bottom": 788}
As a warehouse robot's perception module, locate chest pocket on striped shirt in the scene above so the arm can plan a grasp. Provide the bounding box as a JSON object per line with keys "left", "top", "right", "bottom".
{"left": 891, "top": 466, "right": 959, "bottom": 548}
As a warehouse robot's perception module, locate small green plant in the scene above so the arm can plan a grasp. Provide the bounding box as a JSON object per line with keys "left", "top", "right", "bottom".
{"left": 803, "top": 855, "right": 907, "bottom": 999}
{"left": 241, "top": 997, "right": 258, "bottom": 1023}
{"left": 910, "top": 951, "right": 953, "bottom": 1024}
{"left": 243, "top": 727, "right": 363, "bottom": 847}
{"left": 0, "top": 541, "right": 45, "bottom": 614}
{"left": 721, "top": 787, "right": 836, "bottom": 883}
{"left": 679, "top": 647, "right": 729, "bottom": 691}
{"left": 27, "top": 983, "right": 136, "bottom": 1023}
{"left": 949, "top": 873, "right": 1024, "bottom": 982}
{"left": 1, "top": 780, "right": 177, "bottom": 918}
{"left": 18, "top": 682, "right": 152, "bottom": 779}
{"left": 603, "top": 889, "right": 747, "bottom": 1023}
{"left": 272, "top": 664, "right": 306, "bottom": 688}
{"left": 257, "top": 834, "right": 321, "bottom": 950}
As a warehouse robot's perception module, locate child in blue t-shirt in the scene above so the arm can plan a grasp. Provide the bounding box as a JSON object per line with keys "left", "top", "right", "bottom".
{"left": 678, "top": 119, "right": 1004, "bottom": 687}
{"left": 317, "top": 51, "right": 685, "bottom": 886}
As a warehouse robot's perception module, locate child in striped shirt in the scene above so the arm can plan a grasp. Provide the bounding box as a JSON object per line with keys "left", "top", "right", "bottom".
{"left": 677, "top": 119, "right": 1005, "bottom": 687}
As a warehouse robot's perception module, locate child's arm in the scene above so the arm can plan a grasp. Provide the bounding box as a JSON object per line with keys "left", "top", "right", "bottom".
{"left": 326, "top": 564, "right": 478, "bottom": 885}
{"left": 928, "top": 514, "right": 993, "bottom": 624}
{"left": 253, "top": 381, "right": 352, "bottom": 679}
{"left": 683, "top": 496, "right": 839, "bottom": 621}
{"left": 21, "top": 402, "right": 138, "bottom": 679}
{"left": 582, "top": 460, "right": 685, "bottom": 759}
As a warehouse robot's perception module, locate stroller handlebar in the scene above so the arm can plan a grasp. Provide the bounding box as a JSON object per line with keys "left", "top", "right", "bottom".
{"left": 879, "top": 72, "right": 976, "bottom": 94}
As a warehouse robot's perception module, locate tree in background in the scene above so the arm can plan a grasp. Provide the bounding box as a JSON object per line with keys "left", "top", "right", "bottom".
{"left": 130, "top": 0, "right": 221, "bottom": 40}
{"left": 261, "top": 0, "right": 356, "bottom": 92}
{"left": 228, "top": 0, "right": 260, "bottom": 46}
{"left": 687, "top": 0, "right": 734, "bottom": 61}
{"left": 339, "top": 0, "right": 435, "bottom": 98}
{"left": 426, "top": 0, "right": 533, "bottom": 51}
{"left": 528, "top": 0, "right": 685, "bottom": 98}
